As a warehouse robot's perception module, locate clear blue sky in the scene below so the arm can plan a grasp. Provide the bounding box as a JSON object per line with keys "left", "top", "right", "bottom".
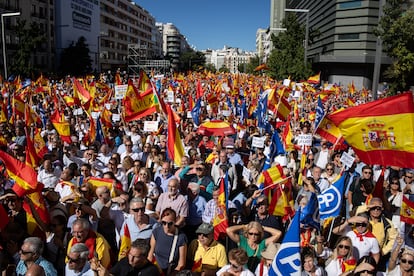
{"left": 135, "top": 0, "right": 270, "bottom": 52}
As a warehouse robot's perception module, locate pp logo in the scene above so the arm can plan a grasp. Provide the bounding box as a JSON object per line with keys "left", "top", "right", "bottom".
{"left": 318, "top": 185, "right": 341, "bottom": 216}
{"left": 272, "top": 242, "right": 301, "bottom": 275}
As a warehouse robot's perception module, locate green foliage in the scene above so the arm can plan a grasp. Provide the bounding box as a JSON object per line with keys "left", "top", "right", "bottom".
{"left": 267, "top": 13, "right": 313, "bottom": 80}
{"left": 219, "top": 65, "right": 229, "bottom": 73}
{"left": 178, "top": 50, "right": 205, "bottom": 72}
{"left": 9, "top": 20, "right": 45, "bottom": 77}
{"left": 204, "top": 63, "right": 216, "bottom": 73}
{"left": 241, "top": 55, "right": 261, "bottom": 74}
{"left": 376, "top": 0, "right": 414, "bottom": 92}
{"left": 60, "top": 36, "right": 92, "bottom": 76}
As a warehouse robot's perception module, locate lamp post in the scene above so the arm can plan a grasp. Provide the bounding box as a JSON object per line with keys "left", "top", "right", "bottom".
{"left": 1, "top": 12, "right": 20, "bottom": 79}
{"left": 285, "top": 8, "right": 309, "bottom": 66}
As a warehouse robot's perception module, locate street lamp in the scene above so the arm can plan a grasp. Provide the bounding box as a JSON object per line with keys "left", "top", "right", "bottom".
{"left": 1, "top": 12, "right": 20, "bottom": 79}
{"left": 285, "top": 8, "right": 309, "bottom": 66}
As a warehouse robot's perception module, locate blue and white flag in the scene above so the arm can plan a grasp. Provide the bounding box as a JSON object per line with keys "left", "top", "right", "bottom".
{"left": 191, "top": 98, "right": 202, "bottom": 126}
{"left": 317, "top": 174, "right": 345, "bottom": 220}
{"left": 269, "top": 209, "right": 301, "bottom": 276}
{"left": 257, "top": 94, "right": 268, "bottom": 129}
{"left": 314, "top": 95, "right": 325, "bottom": 130}
{"left": 300, "top": 192, "right": 320, "bottom": 230}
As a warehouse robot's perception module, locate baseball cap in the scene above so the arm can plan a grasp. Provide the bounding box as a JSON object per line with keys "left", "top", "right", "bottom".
{"left": 196, "top": 223, "right": 213, "bottom": 235}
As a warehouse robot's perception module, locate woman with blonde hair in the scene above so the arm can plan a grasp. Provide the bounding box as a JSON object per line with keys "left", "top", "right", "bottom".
{"left": 324, "top": 236, "right": 356, "bottom": 275}
{"left": 226, "top": 221, "right": 281, "bottom": 271}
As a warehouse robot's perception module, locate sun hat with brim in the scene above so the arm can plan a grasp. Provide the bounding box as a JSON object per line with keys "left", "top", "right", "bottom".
{"left": 196, "top": 223, "right": 214, "bottom": 235}
{"left": 261, "top": 243, "right": 280, "bottom": 260}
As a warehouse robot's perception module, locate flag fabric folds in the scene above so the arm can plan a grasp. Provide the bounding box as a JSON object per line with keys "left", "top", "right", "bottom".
{"left": 314, "top": 96, "right": 325, "bottom": 130}
{"left": 300, "top": 192, "right": 320, "bottom": 230}
{"left": 191, "top": 98, "right": 202, "bottom": 126}
{"left": 166, "top": 104, "right": 184, "bottom": 166}
{"left": 315, "top": 116, "right": 345, "bottom": 146}
{"left": 307, "top": 72, "right": 320, "bottom": 85}
{"left": 50, "top": 109, "right": 71, "bottom": 144}
{"left": 123, "top": 81, "right": 157, "bottom": 122}
{"left": 317, "top": 174, "right": 345, "bottom": 220}
{"left": 118, "top": 223, "right": 132, "bottom": 260}
{"left": 401, "top": 196, "right": 414, "bottom": 224}
{"left": 269, "top": 209, "right": 301, "bottom": 276}
{"left": 213, "top": 175, "right": 228, "bottom": 240}
{"left": 328, "top": 93, "right": 414, "bottom": 168}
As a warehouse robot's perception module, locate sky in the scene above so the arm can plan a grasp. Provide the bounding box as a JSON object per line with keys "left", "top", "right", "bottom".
{"left": 135, "top": 0, "right": 271, "bottom": 52}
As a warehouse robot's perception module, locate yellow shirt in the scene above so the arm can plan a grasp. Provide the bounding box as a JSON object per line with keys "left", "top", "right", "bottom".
{"left": 188, "top": 239, "right": 228, "bottom": 272}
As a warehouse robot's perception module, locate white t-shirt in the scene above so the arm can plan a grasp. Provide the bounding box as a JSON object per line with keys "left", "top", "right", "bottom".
{"left": 346, "top": 230, "right": 380, "bottom": 260}
{"left": 216, "top": 265, "right": 254, "bottom": 276}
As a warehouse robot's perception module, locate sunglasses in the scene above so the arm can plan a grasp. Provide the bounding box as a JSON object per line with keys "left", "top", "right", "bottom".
{"left": 131, "top": 207, "right": 145, "bottom": 213}
{"left": 161, "top": 221, "right": 174, "bottom": 227}
{"left": 359, "top": 270, "right": 374, "bottom": 275}
{"left": 363, "top": 171, "right": 372, "bottom": 174}
{"left": 20, "top": 250, "right": 33, "bottom": 255}
{"left": 401, "top": 258, "right": 414, "bottom": 265}
{"left": 326, "top": 168, "right": 333, "bottom": 171}
{"left": 338, "top": 244, "right": 351, "bottom": 250}
{"left": 406, "top": 176, "right": 413, "bottom": 179}
{"left": 370, "top": 206, "right": 382, "bottom": 211}
{"left": 198, "top": 233, "right": 209, "bottom": 238}
{"left": 355, "top": 222, "right": 368, "bottom": 227}
{"left": 68, "top": 257, "right": 82, "bottom": 264}
{"left": 248, "top": 232, "right": 260, "bottom": 237}
{"left": 230, "top": 263, "right": 242, "bottom": 271}
{"left": 196, "top": 167, "right": 204, "bottom": 171}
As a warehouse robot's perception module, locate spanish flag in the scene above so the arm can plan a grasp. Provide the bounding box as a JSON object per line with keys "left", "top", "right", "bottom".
{"left": 166, "top": 104, "right": 184, "bottom": 166}
{"left": 118, "top": 223, "right": 131, "bottom": 261}
{"left": 307, "top": 72, "right": 321, "bottom": 85}
{"left": 123, "top": 80, "right": 157, "bottom": 122}
{"left": 401, "top": 196, "right": 414, "bottom": 225}
{"left": 328, "top": 93, "right": 414, "bottom": 168}
{"left": 73, "top": 78, "right": 91, "bottom": 104}
{"left": 315, "top": 116, "right": 345, "bottom": 145}
{"left": 50, "top": 109, "right": 71, "bottom": 144}
{"left": 276, "top": 96, "right": 291, "bottom": 121}
{"left": 213, "top": 177, "right": 228, "bottom": 240}
{"left": 87, "top": 177, "right": 114, "bottom": 193}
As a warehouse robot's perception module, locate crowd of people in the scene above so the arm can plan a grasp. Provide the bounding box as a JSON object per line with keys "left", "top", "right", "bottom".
{"left": 0, "top": 71, "right": 413, "bottom": 276}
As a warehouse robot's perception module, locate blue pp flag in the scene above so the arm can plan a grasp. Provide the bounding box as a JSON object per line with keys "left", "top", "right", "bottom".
{"left": 300, "top": 192, "right": 320, "bottom": 230}
{"left": 314, "top": 96, "right": 325, "bottom": 130}
{"left": 257, "top": 94, "right": 268, "bottom": 129}
{"left": 317, "top": 174, "right": 345, "bottom": 220}
{"left": 191, "top": 98, "right": 202, "bottom": 126}
{"left": 269, "top": 209, "right": 301, "bottom": 276}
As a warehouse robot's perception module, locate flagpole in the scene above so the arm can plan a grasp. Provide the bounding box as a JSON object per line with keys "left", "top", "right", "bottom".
{"left": 332, "top": 134, "right": 343, "bottom": 151}
{"left": 260, "top": 175, "right": 293, "bottom": 191}
{"left": 326, "top": 216, "right": 337, "bottom": 244}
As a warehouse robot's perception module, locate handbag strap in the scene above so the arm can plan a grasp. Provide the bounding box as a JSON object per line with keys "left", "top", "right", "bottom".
{"left": 169, "top": 228, "right": 179, "bottom": 263}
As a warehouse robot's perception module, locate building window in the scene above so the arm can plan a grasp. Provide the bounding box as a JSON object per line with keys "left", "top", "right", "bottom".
{"left": 338, "top": 1, "right": 362, "bottom": 9}
{"left": 338, "top": 33, "right": 360, "bottom": 40}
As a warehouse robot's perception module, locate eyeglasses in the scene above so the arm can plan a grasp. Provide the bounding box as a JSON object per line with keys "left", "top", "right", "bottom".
{"left": 139, "top": 173, "right": 148, "bottom": 176}
{"left": 161, "top": 221, "right": 174, "bottom": 227}
{"left": 198, "top": 233, "right": 209, "bottom": 238}
{"left": 19, "top": 250, "right": 34, "bottom": 255}
{"left": 196, "top": 167, "right": 204, "bottom": 171}
{"left": 370, "top": 206, "right": 382, "bottom": 211}
{"left": 68, "top": 257, "right": 82, "bottom": 264}
{"left": 363, "top": 171, "right": 372, "bottom": 174}
{"left": 248, "top": 232, "right": 260, "bottom": 237}
{"left": 326, "top": 168, "right": 333, "bottom": 171}
{"left": 338, "top": 244, "right": 351, "bottom": 250}
{"left": 406, "top": 175, "right": 413, "bottom": 179}
{"left": 401, "top": 258, "right": 414, "bottom": 265}
{"left": 256, "top": 202, "right": 267, "bottom": 207}
{"left": 355, "top": 222, "right": 368, "bottom": 227}
{"left": 391, "top": 182, "right": 399, "bottom": 185}
{"left": 131, "top": 207, "right": 145, "bottom": 213}
{"left": 359, "top": 270, "right": 375, "bottom": 275}
{"left": 125, "top": 144, "right": 132, "bottom": 147}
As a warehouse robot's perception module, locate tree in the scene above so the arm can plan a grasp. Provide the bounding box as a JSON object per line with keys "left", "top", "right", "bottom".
{"left": 266, "top": 13, "right": 317, "bottom": 80}
{"left": 219, "top": 65, "right": 229, "bottom": 73}
{"left": 60, "top": 36, "right": 92, "bottom": 76}
{"left": 9, "top": 20, "right": 45, "bottom": 77}
{"left": 376, "top": 0, "right": 414, "bottom": 92}
{"left": 178, "top": 49, "right": 205, "bottom": 72}
{"left": 204, "top": 63, "right": 216, "bottom": 73}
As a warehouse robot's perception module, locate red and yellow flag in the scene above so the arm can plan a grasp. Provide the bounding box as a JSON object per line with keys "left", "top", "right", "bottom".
{"left": 328, "top": 93, "right": 414, "bottom": 168}
{"left": 213, "top": 177, "right": 228, "bottom": 240}
{"left": 123, "top": 81, "right": 157, "bottom": 122}
{"left": 276, "top": 96, "right": 291, "bottom": 121}
{"left": 315, "top": 116, "right": 345, "bottom": 145}
{"left": 73, "top": 78, "right": 91, "bottom": 104}
{"left": 401, "top": 196, "right": 414, "bottom": 225}
{"left": 307, "top": 72, "right": 321, "bottom": 85}
{"left": 166, "top": 104, "right": 184, "bottom": 166}
{"left": 87, "top": 177, "right": 114, "bottom": 193}
{"left": 50, "top": 109, "right": 71, "bottom": 144}
{"left": 118, "top": 223, "right": 131, "bottom": 261}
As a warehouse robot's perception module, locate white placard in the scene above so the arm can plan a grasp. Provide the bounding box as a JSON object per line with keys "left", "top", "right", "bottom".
{"left": 73, "top": 108, "right": 83, "bottom": 116}
{"left": 221, "top": 110, "right": 231, "bottom": 117}
{"left": 114, "top": 84, "right": 128, "bottom": 100}
{"left": 105, "top": 103, "right": 111, "bottom": 110}
{"left": 297, "top": 134, "right": 313, "bottom": 146}
{"left": 144, "top": 121, "right": 159, "bottom": 132}
{"left": 340, "top": 151, "right": 355, "bottom": 169}
{"left": 187, "top": 111, "right": 193, "bottom": 119}
{"left": 283, "top": 79, "right": 291, "bottom": 87}
{"left": 242, "top": 166, "right": 252, "bottom": 183}
{"left": 91, "top": 111, "right": 100, "bottom": 120}
{"left": 167, "top": 90, "right": 175, "bottom": 103}
{"left": 112, "top": 114, "right": 121, "bottom": 122}
{"left": 252, "top": 136, "right": 266, "bottom": 148}
{"left": 238, "top": 129, "right": 246, "bottom": 139}
{"left": 221, "top": 83, "right": 230, "bottom": 92}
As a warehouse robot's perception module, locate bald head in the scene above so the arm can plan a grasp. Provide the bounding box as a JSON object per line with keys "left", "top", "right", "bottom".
{"left": 26, "top": 264, "right": 45, "bottom": 276}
